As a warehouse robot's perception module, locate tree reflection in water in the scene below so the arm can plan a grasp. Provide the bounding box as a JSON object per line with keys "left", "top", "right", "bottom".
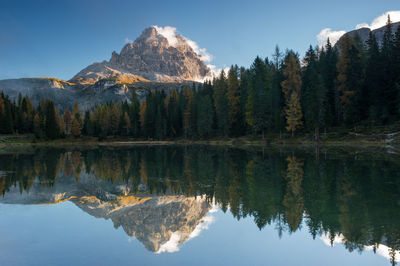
{"left": 0, "top": 146, "right": 399, "bottom": 263}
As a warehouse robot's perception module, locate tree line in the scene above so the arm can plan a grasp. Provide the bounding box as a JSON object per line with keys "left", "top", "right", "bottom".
{"left": 1, "top": 17, "right": 400, "bottom": 140}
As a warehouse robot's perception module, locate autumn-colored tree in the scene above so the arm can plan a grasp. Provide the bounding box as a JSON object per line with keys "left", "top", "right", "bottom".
{"left": 283, "top": 156, "right": 304, "bottom": 232}
{"left": 63, "top": 109, "right": 72, "bottom": 135}
{"left": 139, "top": 100, "right": 147, "bottom": 136}
{"left": 122, "top": 112, "right": 131, "bottom": 135}
{"left": 285, "top": 92, "right": 303, "bottom": 137}
{"left": 281, "top": 51, "right": 303, "bottom": 136}
{"left": 71, "top": 117, "right": 81, "bottom": 137}
{"left": 281, "top": 51, "right": 302, "bottom": 99}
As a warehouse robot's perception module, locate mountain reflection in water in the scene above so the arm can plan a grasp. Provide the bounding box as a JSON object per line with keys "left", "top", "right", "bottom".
{"left": 0, "top": 146, "right": 399, "bottom": 264}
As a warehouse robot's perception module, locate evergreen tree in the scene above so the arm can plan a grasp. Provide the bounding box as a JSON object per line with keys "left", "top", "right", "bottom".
{"left": 129, "top": 91, "right": 140, "bottom": 137}
{"left": 82, "top": 111, "right": 93, "bottom": 136}
{"left": 336, "top": 35, "right": 364, "bottom": 125}
{"left": 165, "top": 88, "right": 181, "bottom": 138}
{"left": 227, "top": 65, "right": 241, "bottom": 136}
{"left": 364, "top": 32, "right": 382, "bottom": 121}
{"left": 302, "top": 46, "right": 326, "bottom": 140}
{"left": 44, "top": 100, "right": 59, "bottom": 139}
{"left": 213, "top": 71, "right": 230, "bottom": 137}
{"left": 197, "top": 95, "right": 213, "bottom": 139}
{"left": 319, "top": 39, "right": 338, "bottom": 126}
{"left": 247, "top": 57, "right": 272, "bottom": 139}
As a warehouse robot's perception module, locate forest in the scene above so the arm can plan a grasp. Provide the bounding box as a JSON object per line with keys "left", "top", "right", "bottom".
{"left": 0, "top": 18, "right": 399, "bottom": 141}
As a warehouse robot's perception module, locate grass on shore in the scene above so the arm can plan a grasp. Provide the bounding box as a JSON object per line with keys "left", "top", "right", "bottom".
{"left": 0, "top": 127, "right": 399, "bottom": 149}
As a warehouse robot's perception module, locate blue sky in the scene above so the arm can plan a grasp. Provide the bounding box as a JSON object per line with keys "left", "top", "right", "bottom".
{"left": 0, "top": 0, "right": 399, "bottom": 80}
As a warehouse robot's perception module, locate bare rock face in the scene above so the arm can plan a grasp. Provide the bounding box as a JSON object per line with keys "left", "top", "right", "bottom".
{"left": 71, "top": 27, "right": 211, "bottom": 83}
{"left": 336, "top": 21, "right": 400, "bottom": 48}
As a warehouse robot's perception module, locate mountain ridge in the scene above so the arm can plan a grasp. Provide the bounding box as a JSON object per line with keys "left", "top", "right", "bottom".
{"left": 70, "top": 26, "right": 211, "bottom": 84}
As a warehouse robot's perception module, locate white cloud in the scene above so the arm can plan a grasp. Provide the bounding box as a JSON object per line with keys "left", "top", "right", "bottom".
{"left": 357, "top": 11, "right": 400, "bottom": 30}
{"left": 317, "top": 10, "right": 400, "bottom": 47}
{"left": 153, "top": 25, "right": 179, "bottom": 47}
{"left": 152, "top": 25, "right": 213, "bottom": 63}
{"left": 317, "top": 28, "right": 347, "bottom": 47}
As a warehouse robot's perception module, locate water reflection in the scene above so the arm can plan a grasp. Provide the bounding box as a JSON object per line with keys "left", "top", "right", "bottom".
{"left": 0, "top": 146, "right": 399, "bottom": 263}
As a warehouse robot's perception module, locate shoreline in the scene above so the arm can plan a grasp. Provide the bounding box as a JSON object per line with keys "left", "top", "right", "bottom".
{"left": 0, "top": 135, "right": 397, "bottom": 148}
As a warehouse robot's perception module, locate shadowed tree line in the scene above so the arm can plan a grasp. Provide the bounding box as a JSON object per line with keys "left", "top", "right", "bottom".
{"left": 0, "top": 146, "right": 399, "bottom": 262}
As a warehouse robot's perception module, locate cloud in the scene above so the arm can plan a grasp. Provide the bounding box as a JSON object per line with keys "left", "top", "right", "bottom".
{"left": 356, "top": 11, "right": 400, "bottom": 30}
{"left": 317, "top": 28, "right": 347, "bottom": 47}
{"left": 317, "top": 10, "right": 400, "bottom": 47}
{"left": 153, "top": 25, "right": 213, "bottom": 63}
{"left": 153, "top": 25, "right": 179, "bottom": 46}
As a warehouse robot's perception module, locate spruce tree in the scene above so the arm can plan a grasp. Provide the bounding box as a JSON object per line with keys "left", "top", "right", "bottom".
{"left": 44, "top": 101, "right": 59, "bottom": 140}
{"left": 213, "top": 71, "right": 230, "bottom": 137}
{"left": 227, "top": 65, "right": 241, "bottom": 136}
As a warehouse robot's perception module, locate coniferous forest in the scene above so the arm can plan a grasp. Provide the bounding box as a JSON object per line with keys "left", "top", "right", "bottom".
{"left": 1, "top": 18, "right": 400, "bottom": 141}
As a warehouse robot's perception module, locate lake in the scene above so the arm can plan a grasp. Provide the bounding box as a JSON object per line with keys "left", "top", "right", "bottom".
{"left": 0, "top": 145, "right": 399, "bottom": 266}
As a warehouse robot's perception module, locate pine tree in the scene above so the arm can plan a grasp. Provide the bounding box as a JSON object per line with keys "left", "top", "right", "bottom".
{"left": 165, "top": 88, "right": 181, "bottom": 138}
{"left": 227, "top": 65, "right": 241, "bottom": 135}
{"left": 182, "top": 87, "right": 195, "bottom": 139}
{"left": 82, "top": 111, "right": 93, "bottom": 136}
{"left": 336, "top": 35, "right": 364, "bottom": 125}
{"left": 129, "top": 91, "right": 140, "bottom": 137}
{"left": 213, "top": 71, "right": 230, "bottom": 137}
{"left": 302, "top": 46, "right": 326, "bottom": 140}
{"left": 364, "top": 32, "right": 382, "bottom": 121}
{"left": 197, "top": 95, "right": 213, "bottom": 139}
{"left": 44, "top": 101, "right": 59, "bottom": 139}
{"left": 321, "top": 39, "right": 339, "bottom": 127}
{"left": 380, "top": 15, "right": 397, "bottom": 119}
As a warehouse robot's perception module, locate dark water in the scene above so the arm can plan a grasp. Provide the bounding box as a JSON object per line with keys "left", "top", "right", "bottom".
{"left": 0, "top": 146, "right": 399, "bottom": 266}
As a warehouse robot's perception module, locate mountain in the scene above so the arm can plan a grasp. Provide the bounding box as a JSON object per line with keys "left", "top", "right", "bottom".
{"left": 0, "top": 26, "right": 211, "bottom": 110}
{"left": 71, "top": 26, "right": 211, "bottom": 84}
{"left": 336, "top": 21, "right": 400, "bottom": 48}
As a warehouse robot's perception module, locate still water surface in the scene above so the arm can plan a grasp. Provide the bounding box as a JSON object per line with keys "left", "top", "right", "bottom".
{"left": 0, "top": 146, "right": 399, "bottom": 266}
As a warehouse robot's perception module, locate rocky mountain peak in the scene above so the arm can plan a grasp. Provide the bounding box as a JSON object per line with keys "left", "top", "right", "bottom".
{"left": 71, "top": 26, "right": 211, "bottom": 84}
